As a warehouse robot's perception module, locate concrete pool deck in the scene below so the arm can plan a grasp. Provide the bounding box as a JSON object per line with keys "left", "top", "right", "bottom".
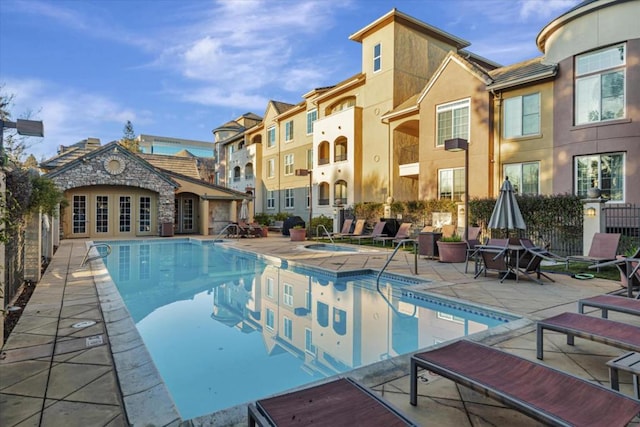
{"left": 1, "top": 236, "right": 639, "bottom": 426}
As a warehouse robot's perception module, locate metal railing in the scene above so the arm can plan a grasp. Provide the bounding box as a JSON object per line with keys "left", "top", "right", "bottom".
{"left": 376, "top": 238, "right": 419, "bottom": 319}
{"left": 81, "top": 243, "right": 112, "bottom": 267}
{"left": 213, "top": 223, "right": 241, "bottom": 240}
{"left": 315, "top": 224, "right": 334, "bottom": 244}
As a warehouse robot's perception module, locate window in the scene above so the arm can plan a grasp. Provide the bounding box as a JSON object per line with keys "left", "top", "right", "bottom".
{"left": 373, "top": 43, "right": 381, "bottom": 72}
{"left": 305, "top": 185, "right": 310, "bottom": 209}
{"left": 335, "top": 137, "right": 347, "bottom": 162}
{"left": 96, "top": 195, "right": 109, "bottom": 233}
{"left": 334, "top": 180, "right": 347, "bottom": 205}
{"left": 285, "top": 120, "right": 294, "bottom": 142}
{"left": 307, "top": 149, "right": 313, "bottom": 169}
{"left": 305, "top": 328, "right": 316, "bottom": 354}
{"left": 233, "top": 166, "right": 241, "bottom": 182}
{"left": 284, "top": 154, "right": 294, "bottom": 175}
{"left": 266, "top": 277, "right": 274, "bottom": 297}
{"left": 575, "top": 153, "right": 624, "bottom": 201}
{"left": 306, "top": 109, "right": 317, "bottom": 134}
{"left": 436, "top": 99, "right": 469, "bottom": 146}
{"left": 267, "top": 190, "right": 275, "bottom": 209}
{"left": 267, "top": 158, "right": 275, "bottom": 178}
{"left": 575, "top": 44, "right": 625, "bottom": 125}
{"left": 72, "top": 195, "right": 87, "bottom": 234}
{"left": 438, "top": 168, "right": 465, "bottom": 201}
{"left": 285, "top": 188, "right": 294, "bottom": 209}
{"left": 318, "top": 141, "right": 330, "bottom": 165}
{"left": 284, "top": 283, "right": 293, "bottom": 306}
{"left": 119, "top": 196, "right": 131, "bottom": 232}
{"left": 139, "top": 196, "right": 151, "bottom": 232}
{"left": 283, "top": 317, "right": 293, "bottom": 340}
{"left": 266, "top": 308, "right": 274, "bottom": 330}
{"left": 504, "top": 93, "right": 540, "bottom": 138}
{"left": 319, "top": 182, "right": 330, "bottom": 206}
{"left": 504, "top": 163, "right": 540, "bottom": 195}
{"left": 267, "top": 126, "right": 276, "bottom": 147}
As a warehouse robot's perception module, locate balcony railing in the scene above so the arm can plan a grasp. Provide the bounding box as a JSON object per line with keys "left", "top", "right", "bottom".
{"left": 334, "top": 198, "right": 347, "bottom": 206}
{"left": 319, "top": 198, "right": 330, "bottom": 206}
{"left": 334, "top": 154, "right": 347, "bottom": 162}
{"left": 318, "top": 158, "right": 330, "bottom": 165}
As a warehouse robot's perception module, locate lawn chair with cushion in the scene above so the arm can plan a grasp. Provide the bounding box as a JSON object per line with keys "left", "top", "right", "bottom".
{"left": 350, "top": 221, "right": 386, "bottom": 244}
{"left": 566, "top": 232, "right": 621, "bottom": 271}
{"left": 249, "top": 377, "right": 418, "bottom": 426}
{"left": 410, "top": 339, "right": 640, "bottom": 427}
{"left": 373, "top": 222, "right": 412, "bottom": 246}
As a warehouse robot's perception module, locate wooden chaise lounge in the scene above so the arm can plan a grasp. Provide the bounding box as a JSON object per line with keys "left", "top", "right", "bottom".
{"left": 248, "top": 377, "right": 417, "bottom": 426}
{"left": 411, "top": 340, "right": 640, "bottom": 427}
{"left": 579, "top": 294, "right": 640, "bottom": 319}
{"left": 537, "top": 312, "right": 640, "bottom": 360}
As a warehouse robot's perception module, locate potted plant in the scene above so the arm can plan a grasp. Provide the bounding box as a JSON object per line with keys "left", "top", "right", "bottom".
{"left": 290, "top": 225, "right": 307, "bottom": 242}
{"left": 436, "top": 234, "right": 467, "bottom": 263}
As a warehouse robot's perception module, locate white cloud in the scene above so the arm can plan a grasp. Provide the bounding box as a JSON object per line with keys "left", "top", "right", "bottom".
{"left": 519, "top": 0, "right": 580, "bottom": 20}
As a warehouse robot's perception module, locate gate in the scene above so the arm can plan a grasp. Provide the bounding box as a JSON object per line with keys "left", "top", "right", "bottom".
{"left": 604, "top": 203, "right": 640, "bottom": 251}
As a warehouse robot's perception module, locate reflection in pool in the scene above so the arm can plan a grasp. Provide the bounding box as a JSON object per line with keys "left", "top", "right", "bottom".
{"left": 99, "top": 239, "right": 516, "bottom": 420}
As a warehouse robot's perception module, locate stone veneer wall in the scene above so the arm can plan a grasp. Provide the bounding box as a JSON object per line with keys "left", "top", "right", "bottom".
{"left": 50, "top": 151, "right": 176, "bottom": 231}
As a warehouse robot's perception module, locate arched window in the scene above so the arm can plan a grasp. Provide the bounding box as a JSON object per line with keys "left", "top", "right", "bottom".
{"left": 319, "top": 182, "right": 330, "bottom": 206}
{"left": 334, "top": 137, "right": 347, "bottom": 162}
{"left": 233, "top": 166, "right": 241, "bottom": 182}
{"left": 318, "top": 141, "right": 330, "bottom": 165}
{"left": 326, "top": 96, "right": 356, "bottom": 115}
{"left": 334, "top": 180, "right": 347, "bottom": 206}
{"left": 245, "top": 163, "right": 254, "bottom": 179}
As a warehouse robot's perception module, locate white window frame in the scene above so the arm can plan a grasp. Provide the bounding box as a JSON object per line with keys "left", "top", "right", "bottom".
{"left": 266, "top": 308, "right": 275, "bottom": 330}
{"left": 503, "top": 93, "right": 540, "bottom": 138}
{"left": 306, "top": 109, "right": 317, "bottom": 135}
{"left": 574, "top": 152, "right": 625, "bottom": 202}
{"left": 284, "top": 153, "right": 294, "bottom": 176}
{"left": 284, "top": 188, "right": 294, "bottom": 209}
{"left": 266, "top": 277, "right": 274, "bottom": 297}
{"left": 503, "top": 162, "right": 540, "bottom": 195}
{"left": 285, "top": 120, "right": 294, "bottom": 142}
{"left": 436, "top": 99, "right": 470, "bottom": 147}
{"left": 373, "top": 43, "right": 381, "bottom": 72}
{"left": 305, "top": 328, "right": 315, "bottom": 354}
{"left": 283, "top": 283, "right": 293, "bottom": 307}
{"left": 266, "top": 190, "right": 275, "bottom": 210}
{"left": 267, "top": 126, "right": 276, "bottom": 148}
{"left": 438, "top": 168, "right": 465, "bottom": 201}
{"left": 575, "top": 44, "right": 625, "bottom": 125}
{"left": 283, "top": 317, "right": 293, "bottom": 340}
{"left": 267, "top": 158, "right": 275, "bottom": 178}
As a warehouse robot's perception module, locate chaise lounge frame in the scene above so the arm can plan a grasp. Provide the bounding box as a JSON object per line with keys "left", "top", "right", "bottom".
{"left": 536, "top": 312, "right": 640, "bottom": 360}
{"left": 578, "top": 294, "right": 640, "bottom": 319}
{"left": 410, "top": 339, "right": 640, "bottom": 427}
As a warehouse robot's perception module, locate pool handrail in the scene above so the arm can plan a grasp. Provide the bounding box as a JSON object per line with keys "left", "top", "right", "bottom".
{"left": 213, "top": 223, "right": 241, "bottom": 240}
{"left": 81, "top": 243, "right": 111, "bottom": 267}
{"left": 315, "top": 224, "right": 334, "bottom": 244}
{"left": 376, "top": 238, "right": 419, "bottom": 319}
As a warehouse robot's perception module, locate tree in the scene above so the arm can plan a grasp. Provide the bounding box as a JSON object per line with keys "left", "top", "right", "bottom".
{"left": 119, "top": 120, "right": 139, "bottom": 152}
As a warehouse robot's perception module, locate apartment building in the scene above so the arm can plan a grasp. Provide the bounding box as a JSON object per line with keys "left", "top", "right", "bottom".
{"left": 214, "top": 0, "right": 640, "bottom": 227}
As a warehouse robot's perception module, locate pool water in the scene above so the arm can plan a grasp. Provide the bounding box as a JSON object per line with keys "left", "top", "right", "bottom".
{"left": 99, "top": 239, "right": 514, "bottom": 420}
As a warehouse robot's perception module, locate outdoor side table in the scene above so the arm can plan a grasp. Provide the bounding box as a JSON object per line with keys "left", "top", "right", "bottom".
{"left": 607, "top": 351, "right": 640, "bottom": 399}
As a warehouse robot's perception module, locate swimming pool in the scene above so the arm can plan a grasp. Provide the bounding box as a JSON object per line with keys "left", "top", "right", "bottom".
{"left": 98, "top": 238, "right": 516, "bottom": 420}
{"left": 304, "top": 243, "right": 379, "bottom": 253}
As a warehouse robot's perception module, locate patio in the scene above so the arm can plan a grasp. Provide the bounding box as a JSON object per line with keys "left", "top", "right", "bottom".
{"left": 1, "top": 236, "right": 638, "bottom": 426}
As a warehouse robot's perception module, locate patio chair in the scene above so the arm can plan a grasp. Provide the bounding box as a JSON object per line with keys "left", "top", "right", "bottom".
{"left": 464, "top": 226, "right": 482, "bottom": 274}
{"left": 373, "top": 222, "right": 412, "bottom": 246}
{"left": 410, "top": 340, "right": 640, "bottom": 427}
{"left": 586, "top": 248, "right": 640, "bottom": 298}
{"left": 473, "top": 239, "right": 514, "bottom": 283}
{"left": 536, "top": 312, "right": 640, "bottom": 360}
{"left": 566, "top": 232, "right": 621, "bottom": 271}
{"left": 330, "top": 218, "right": 353, "bottom": 239}
{"left": 515, "top": 247, "right": 557, "bottom": 285}
{"left": 519, "top": 238, "right": 567, "bottom": 265}
{"left": 350, "top": 221, "right": 386, "bottom": 244}
{"left": 337, "top": 219, "right": 365, "bottom": 240}
{"left": 248, "top": 377, "right": 418, "bottom": 426}
{"left": 578, "top": 294, "right": 640, "bottom": 319}
{"left": 441, "top": 224, "right": 456, "bottom": 238}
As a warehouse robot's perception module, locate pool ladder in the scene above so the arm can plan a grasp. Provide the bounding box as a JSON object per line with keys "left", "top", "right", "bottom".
{"left": 376, "top": 238, "right": 419, "bottom": 318}
{"left": 315, "top": 224, "right": 334, "bottom": 244}
{"left": 212, "top": 223, "right": 242, "bottom": 240}
{"left": 81, "top": 243, "right": 112, "bottom": 267}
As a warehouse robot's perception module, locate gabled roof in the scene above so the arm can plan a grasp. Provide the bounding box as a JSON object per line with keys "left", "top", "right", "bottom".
{"left": 140, "top": 153, "right": 201, "bottom": 180}
{"left": 381, "top": 93, "right": 419, "bottom": 121}
{"left": 40, "top": 138, "right": 106, "bottom": 171}
{"left": 270, "top": 100, "right": 296, "bottom": 115}
{"left": 487, "top": 57, "right": 557, "bottom": 90}
{"left": 417, "top": 51, "right": 493, "bottom": 105}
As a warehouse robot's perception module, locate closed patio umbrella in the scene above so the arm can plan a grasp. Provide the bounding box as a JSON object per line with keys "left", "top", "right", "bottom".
{"left": 488, "top": 177, "right": 526, "bottom": 236}
{"left": 239, "top": 199, "right": 249, "bottom": 222}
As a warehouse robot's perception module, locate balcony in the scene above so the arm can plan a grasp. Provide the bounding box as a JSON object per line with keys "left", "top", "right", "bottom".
{"left": 398, "top": 144, "right": 419, "bottom": 178}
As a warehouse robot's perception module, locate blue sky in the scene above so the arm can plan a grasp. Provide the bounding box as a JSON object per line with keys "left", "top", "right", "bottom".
{"left": 0, "top": 0, "right": 581, "bottom": 161}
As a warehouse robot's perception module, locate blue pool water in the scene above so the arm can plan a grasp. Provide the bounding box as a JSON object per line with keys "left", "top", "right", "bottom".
{"left": 98, "top": 239, "right": 515, "bottom": 420}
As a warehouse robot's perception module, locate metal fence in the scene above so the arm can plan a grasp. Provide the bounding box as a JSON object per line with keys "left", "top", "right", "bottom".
{"left": 604, "top": 203, "right": 640, "bottom": 252}
{"left": 3, "top": 230, "right": 25, "bottom": 309}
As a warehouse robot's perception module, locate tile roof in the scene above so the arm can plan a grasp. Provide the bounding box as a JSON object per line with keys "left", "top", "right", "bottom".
{"left": 487, "top": 57, "right": 557, "bottom": 90}
{"left": 139, "top": 153, "right": 202, "bottom": 180}
{"left": 271, "top": 100, "right": 296, "bottom": 115}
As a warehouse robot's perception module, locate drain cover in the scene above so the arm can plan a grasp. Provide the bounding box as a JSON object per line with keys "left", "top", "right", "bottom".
{"left": 71, "top": 320, "right": 96, "bottom": 328}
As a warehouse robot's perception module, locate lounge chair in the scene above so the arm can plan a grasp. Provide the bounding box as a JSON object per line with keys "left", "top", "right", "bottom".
{"left": 248, "top": 377, "right": 418, "bottom": 426}
{"left": 338, "top": 219, "right": 365, "bottom": 240}
{"left": 515, "top": 247, "right": 557, "bottom": 285}
{"left": 578, "top": 294, "right": 640, "bottom": 319}
{"left": 350, "top": 221, "right": 386, "bottom": 244}
{"left": 441, "top": 224, "right": 456, "bottom": 238}
{"left": 536, "top": 312, "right": 640, "bottom": 360}
{"left": 464, "top": 226, "right": 482, "bottom": 274}
{"left": 373, "top": 222, "right": 412, "bottom": 246}
{"left": 519, "top": 238, "right": 567, "bottom": 265}
{"left": 330, "top": 218, "right": 353, "bottom": 239}
{"left": 410, "top": 339, "right": 640, "bottom": 427}
{"left": 566, "top": 232, "right": 621, "bottom": 271}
